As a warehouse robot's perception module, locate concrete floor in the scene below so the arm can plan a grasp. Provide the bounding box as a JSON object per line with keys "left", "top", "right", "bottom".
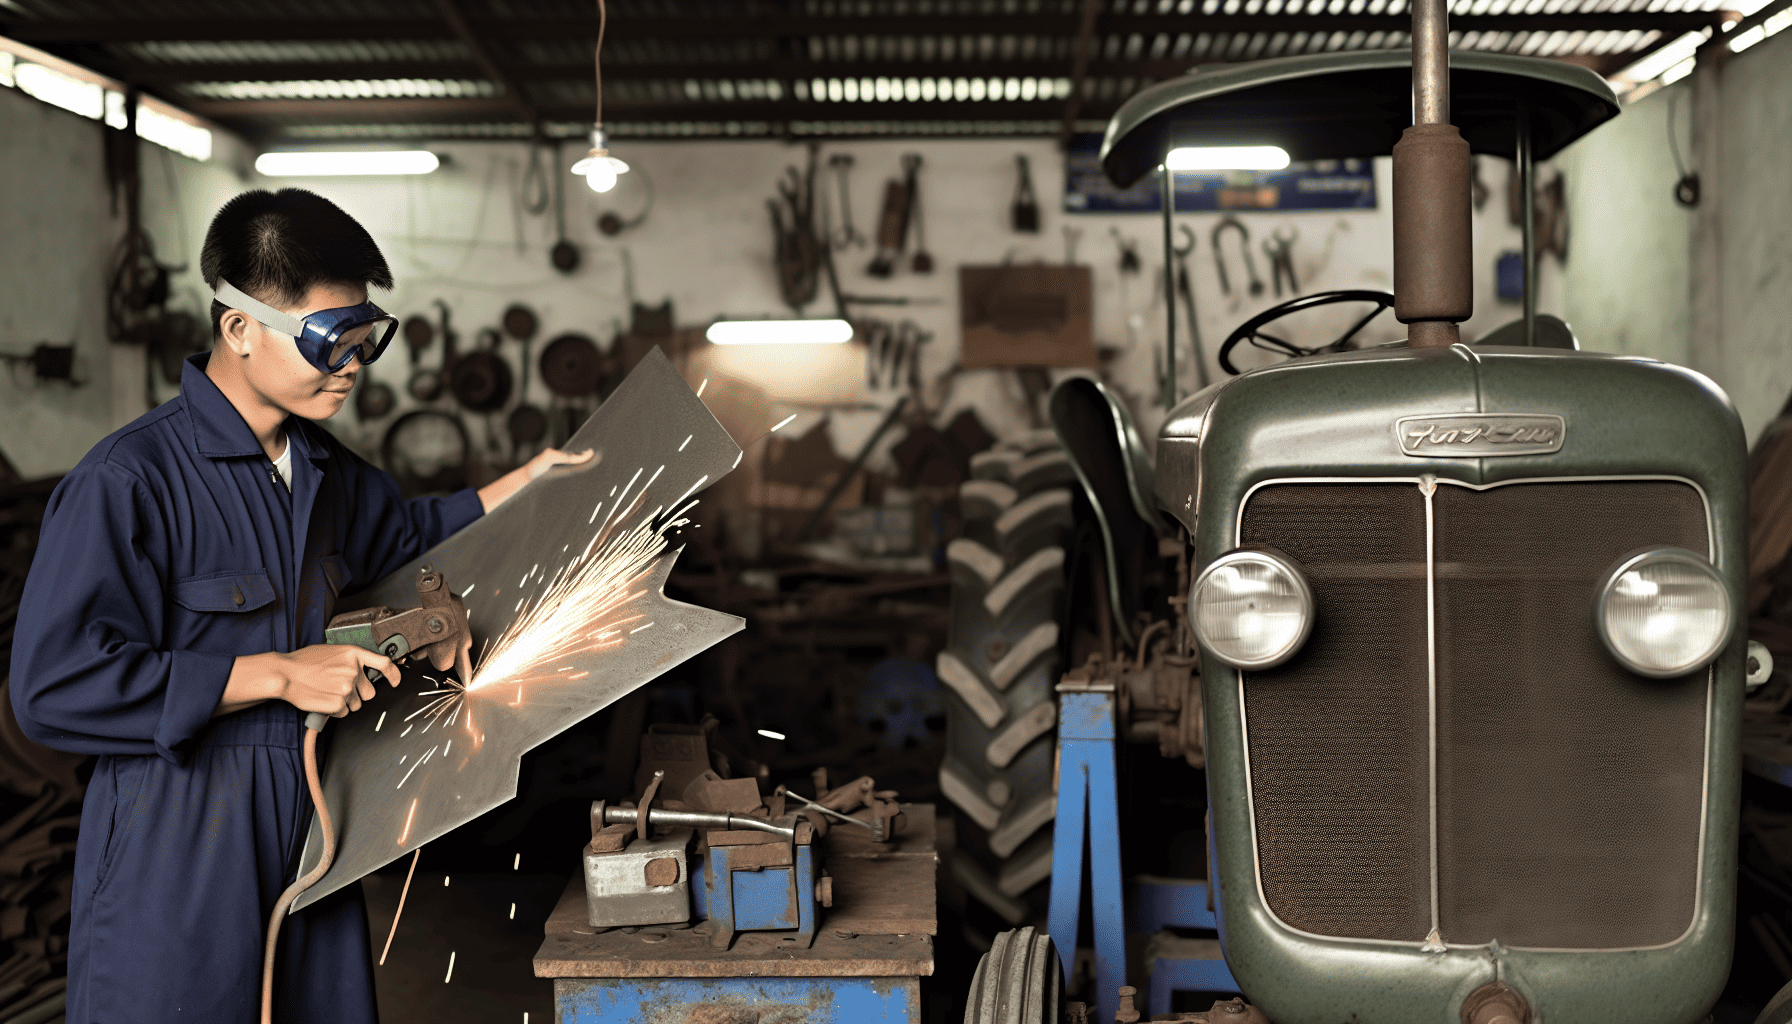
{"left": 362, "top": 866, "right": 564, "bottom": 1024}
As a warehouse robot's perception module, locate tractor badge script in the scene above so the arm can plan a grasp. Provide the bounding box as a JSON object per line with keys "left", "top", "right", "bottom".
{"left": 1394, "top": 413, "right": 1565, "bottom": 457}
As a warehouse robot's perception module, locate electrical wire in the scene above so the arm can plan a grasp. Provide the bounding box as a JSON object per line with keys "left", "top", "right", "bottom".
{"left": 595, "top": 0, "right": 607, "bottom": 129}
{"left": 1666, "top": 89, "right": 1700, "bottom": 208}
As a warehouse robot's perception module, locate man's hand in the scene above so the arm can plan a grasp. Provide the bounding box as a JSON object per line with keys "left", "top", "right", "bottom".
{"left": 477, "top": 447, "right": 595, "bottom": 513}
{"left": 215, "top": 645, "right": 401, "bottom": 719}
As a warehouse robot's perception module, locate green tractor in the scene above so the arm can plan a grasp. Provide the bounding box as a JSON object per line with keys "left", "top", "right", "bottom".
{"left": 957, "top": 1, "right": 1766, "bottom": 1021}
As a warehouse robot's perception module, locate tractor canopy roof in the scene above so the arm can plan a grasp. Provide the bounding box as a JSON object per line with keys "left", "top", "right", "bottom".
{"left": 1099, "top": 49, "right": 1620, "bottom": 189}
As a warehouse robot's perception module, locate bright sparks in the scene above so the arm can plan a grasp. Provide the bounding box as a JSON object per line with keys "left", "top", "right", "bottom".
{"left": 464, "top": 468, "right": 698, "bottom": 696}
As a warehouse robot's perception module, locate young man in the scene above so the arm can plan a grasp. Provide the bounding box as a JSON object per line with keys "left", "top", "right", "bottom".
{"left": 10, "top": 188, "right": 589, "bottom": 1022}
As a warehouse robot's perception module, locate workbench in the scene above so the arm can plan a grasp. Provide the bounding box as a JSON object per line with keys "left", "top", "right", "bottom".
{"left": 535, "top": 803, "right": 937, "bottom": 1022}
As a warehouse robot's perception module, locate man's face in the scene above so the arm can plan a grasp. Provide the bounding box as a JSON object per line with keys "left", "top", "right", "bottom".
{"left": 236, "top": 281, "right": 370, "bottom": 422}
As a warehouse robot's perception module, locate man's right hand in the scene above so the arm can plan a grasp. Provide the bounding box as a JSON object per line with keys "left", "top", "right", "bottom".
{"left": 216, "top": 645, "right": 401, "bottom": 719}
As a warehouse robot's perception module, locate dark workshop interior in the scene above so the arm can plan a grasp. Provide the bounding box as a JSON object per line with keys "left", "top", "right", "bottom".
{"left": 2, "top": 1, "right": 1792, "bottom": 1022}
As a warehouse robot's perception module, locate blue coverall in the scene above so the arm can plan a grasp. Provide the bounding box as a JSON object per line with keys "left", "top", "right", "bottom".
{"left": 10, "top": 355, "right": 483, "bottom": 1023}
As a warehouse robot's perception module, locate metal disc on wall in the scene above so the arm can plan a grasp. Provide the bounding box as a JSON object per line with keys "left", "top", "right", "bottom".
{"left": 540, "top": 333, "right": 604, "bottom": 397}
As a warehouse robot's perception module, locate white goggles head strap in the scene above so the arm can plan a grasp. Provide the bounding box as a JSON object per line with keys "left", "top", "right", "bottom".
{"left": 214, "top": 279, "right": 304, "bottom": 340}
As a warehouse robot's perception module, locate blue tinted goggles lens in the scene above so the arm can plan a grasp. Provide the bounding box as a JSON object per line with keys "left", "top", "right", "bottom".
{"left": 215, "top": 279, "right": 399, "bottom": 373}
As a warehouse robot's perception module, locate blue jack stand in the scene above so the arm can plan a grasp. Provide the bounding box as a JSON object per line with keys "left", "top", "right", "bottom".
{"left": 1048, "top": 679, "right": 1128, "bottom": 1024}
{"left": 1047, "top": 675, "right": 1240, "bottom": 1022}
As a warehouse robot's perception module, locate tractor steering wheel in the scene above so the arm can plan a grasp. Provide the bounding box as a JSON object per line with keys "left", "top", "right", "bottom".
{"left": 1217, "top": 289, "right": 1397, "bottom": 375}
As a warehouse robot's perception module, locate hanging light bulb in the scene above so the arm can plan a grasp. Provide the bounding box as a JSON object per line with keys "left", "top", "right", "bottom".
{"left": 570, "top": 127, "right": 628, "bottom": 193}
{"left": 568, "top": 0, "right": 628, "bottom": 193}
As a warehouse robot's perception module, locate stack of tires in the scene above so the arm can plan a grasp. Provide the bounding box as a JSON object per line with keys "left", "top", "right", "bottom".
{"left": 939, "top": 429, "right": 1076, "bottom": 929}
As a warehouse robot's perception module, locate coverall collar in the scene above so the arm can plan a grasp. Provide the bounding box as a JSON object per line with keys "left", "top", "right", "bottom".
{"left": 180, "top": 353, "right": 332, "bottom": 464}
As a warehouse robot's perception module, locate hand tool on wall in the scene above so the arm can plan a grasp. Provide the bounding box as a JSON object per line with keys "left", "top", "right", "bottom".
{"left": 1211, "top": 216, "right": 1263, "bottom": 298}
{"left": 1171, "top": 225, "right": 1210, "bottom": 390}
{"left": 908, "top": 154, "right": 934, "bottom": 274}
{"left": 769, "top": 145, "right": 825, "bottom": 308}
{"left": 828, "top": 153, "right": 866, "bottom": 249}
{"left": 1111, "top": 228, "right": 1141, "bottom": 274}
{"left": 1261, "top": 226, "right": 1299, "bottom": 298}
{"left": 867, "top": 154, "right": 919, "bottom": 278}
{"left": 1012, "top": 154, "right": 1041, "bottom": 233}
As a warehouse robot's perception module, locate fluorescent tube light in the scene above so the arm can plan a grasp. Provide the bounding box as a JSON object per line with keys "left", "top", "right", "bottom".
{"left": 255, "top": 150, "right": 441, "bottom": 176}
{"left": 706, "top": 319, "right": 855, "bottom": 346}
{"left": 1165, "top": 145, "right": 1291, "bottom": 171}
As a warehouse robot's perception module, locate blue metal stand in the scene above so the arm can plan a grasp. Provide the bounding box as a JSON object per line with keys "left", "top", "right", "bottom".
{"left": 1048, "top": 682, "right": 1243, "bottom": 1021}
{"left": 1048, "top": 688, "right": 1128, "bottom": 1024}
{"left": 1129, "top": 877, "right": 1241, "bottom": 1013}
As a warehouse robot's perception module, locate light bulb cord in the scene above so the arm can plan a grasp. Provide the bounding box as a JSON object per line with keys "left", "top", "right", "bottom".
{"left": 594, "top": 0, "right": 606, "bottom": 133}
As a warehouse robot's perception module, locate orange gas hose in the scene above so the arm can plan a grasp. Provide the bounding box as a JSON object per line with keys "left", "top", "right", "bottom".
{"left": 260, "top": 722, "right": 334, "bottom": 1024}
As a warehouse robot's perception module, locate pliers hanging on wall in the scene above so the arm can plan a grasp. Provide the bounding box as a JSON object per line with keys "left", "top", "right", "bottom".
{"left": 1262, "top": 226, "right": 1299, "bottom": 298}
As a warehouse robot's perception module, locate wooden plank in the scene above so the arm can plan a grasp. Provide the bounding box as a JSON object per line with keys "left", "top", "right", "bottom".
{"left": 536, "top": 891, "right": 934, "bottom": 979}
{"left": 824, "top": 857, "right": 936, "bottom": 937}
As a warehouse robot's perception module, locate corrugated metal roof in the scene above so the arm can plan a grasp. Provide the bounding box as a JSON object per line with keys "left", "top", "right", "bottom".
{"left": 0, "top": 0, "right": 1735, "bottom": 140}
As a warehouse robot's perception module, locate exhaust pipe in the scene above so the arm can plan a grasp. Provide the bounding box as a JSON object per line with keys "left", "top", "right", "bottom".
{"left": 1394, "top": 0, "right": 1474, "bottom": 348}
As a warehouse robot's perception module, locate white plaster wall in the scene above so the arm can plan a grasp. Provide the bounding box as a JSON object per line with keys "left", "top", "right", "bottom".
{"left": 1713, "top": 28, "right": 1792, "bottom": 443}
{"left": 1557, "top": 81, "right": 1696, "bottom": 368}
{"left": 0, "top": 83, "right": 250, "bottom": 479}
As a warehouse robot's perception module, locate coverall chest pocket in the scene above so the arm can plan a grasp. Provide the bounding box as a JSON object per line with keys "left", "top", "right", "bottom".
{"left": 168, "top": 569, "right": 278, "bottom": 653}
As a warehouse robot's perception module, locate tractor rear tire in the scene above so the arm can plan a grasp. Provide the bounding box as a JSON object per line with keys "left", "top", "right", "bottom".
{"left": 940, "top": 431, "right": 1075, "bottom": 925}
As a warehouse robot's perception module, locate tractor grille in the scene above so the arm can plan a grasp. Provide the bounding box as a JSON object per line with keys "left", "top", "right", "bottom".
{"left": 1240, "top": 479, "right": 1710, "bottom": 950}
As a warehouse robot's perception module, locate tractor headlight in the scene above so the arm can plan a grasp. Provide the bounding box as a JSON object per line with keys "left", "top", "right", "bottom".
{"left": 1595, "top": 548, "right": 1730, "bottom": 678}
{"left": 1191, "top": 549, "right": 1314, "bottom": 670}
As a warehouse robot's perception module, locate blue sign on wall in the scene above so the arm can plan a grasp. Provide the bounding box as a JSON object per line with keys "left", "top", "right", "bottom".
{"left": 1063, "top": 132, "right": 1377, "bottom": 214}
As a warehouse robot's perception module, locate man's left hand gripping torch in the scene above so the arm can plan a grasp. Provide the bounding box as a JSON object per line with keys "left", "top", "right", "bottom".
{"left": 259, "top": 568, "right": 473, "bottom": 1024}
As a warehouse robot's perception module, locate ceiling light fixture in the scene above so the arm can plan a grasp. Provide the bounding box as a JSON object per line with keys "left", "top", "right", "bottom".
{"left": 1165, "top": 145, "right": 1292, "bottom": 171}
{"left": 570, "top": 0, "right": 629, "bottom": 193}
{"left": 706, "top": 319, "right": 855, "bottom": 346}
{"left": 255, "top": 150, "right": 440, "bottom": 176}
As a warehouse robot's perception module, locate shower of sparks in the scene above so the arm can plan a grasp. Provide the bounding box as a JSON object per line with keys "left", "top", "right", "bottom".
{"left": 697, "top": 378, "right": 708, "bottom": 397}
{"left": 375, "top": 711, "right": 386, "bottom": 732}
{"left": 463, "top": 472, "right": 695, "bottom": 696}
{"left": 772, "top": 413, "right": 797, "bottom": 432}
{"left": 509, "top": 903, "right": 516, "bottom": 920}
{"left": 679, "top": 434, "right": 692, "bottom": 451}
{"left": 757, "top": 729, "right": 786, "bottom": 740}
{"left": 444, "top": 876, "right": 451, "bottom": 887}
{"left": 461, "top": 584, "right": 475, "bottom": 597}
{"left": 514, "top": 853, "right": 521, "bottom": 870}
{"left": 444, "top": 951, "right": 455, "bottom": 984}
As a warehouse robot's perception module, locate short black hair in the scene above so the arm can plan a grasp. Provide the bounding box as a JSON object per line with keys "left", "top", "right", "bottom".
{"left": 201, "top": 188, "right": 393, "bottom": 338}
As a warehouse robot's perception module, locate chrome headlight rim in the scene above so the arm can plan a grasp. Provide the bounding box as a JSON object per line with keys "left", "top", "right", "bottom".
{"left": 1595, "top": 546, "right": 1731, "bottom": 680}
{"left": 1190, "top": 547, "right": 1316, "bottom": 671}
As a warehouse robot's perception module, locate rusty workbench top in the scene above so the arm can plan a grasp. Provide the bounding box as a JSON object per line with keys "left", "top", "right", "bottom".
{"left": 533, "top": 803, "right": 937, "bottom": 979}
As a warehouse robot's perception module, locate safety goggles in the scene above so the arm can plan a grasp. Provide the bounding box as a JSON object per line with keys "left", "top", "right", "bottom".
{"left": 215, "top": 279, "right": 399, "bottom": 373}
